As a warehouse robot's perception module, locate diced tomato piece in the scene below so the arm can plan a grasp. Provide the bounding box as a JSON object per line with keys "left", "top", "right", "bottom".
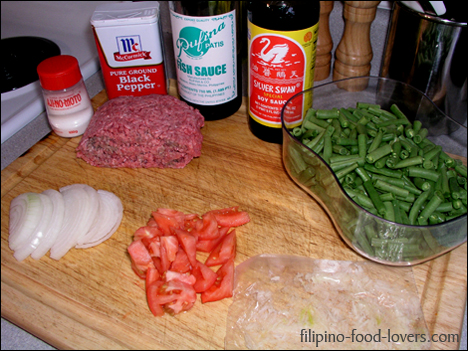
{"left": 196, "top": 226, "right": 230, "bottom": 253}
{"left": 163, "top": 280, "right": 197, "bottom": 315}
{"left": 146, "top": 266, "right": 160, "bottom": 286}
{"left": 152, "top": 209, "right": 185, "bottom": 235}
{"left": 165, "top": 270, "right": 196, "bottom": 286}
{"left": 146, "top": 217, "right": 158, "bottom": 227}
{"left": 146, "top": 237, "right": 161, "bottom": 257}
{"left": 205, "top": 230, "right": 236, "bottom": 267}
{"left": 161, "top": 236, "right": 178, "bottom": 261}
{"left": 146, "top": 280, "right": 165, "bottom": 317}
{"left": 175, "top": 229, "right": 198, "bottom": 267}
{"left": 192, "top": 261, "right": 217, "bottom": 293}
{"left": 195, "top": 212, "right": 219, "bottom": 240}
{"left": 160, "top": 236, "right": 179, "bottom": 272}
{"left": 151, "top": 257, "right": 163, "bottom": 274}
{"left": 201, "top": 258, "right": 235, "bottom": 303}
{"left": 134, "top": 225, "right": 162, "bottom": 241}
{"left": 148, "top": 279, "right": 197, "bottom": 315}
{"left": 170, "top": 247, "right": 191, "bottom": 273}
{"left": 208, "top": 207, "right": 251, "bottom": 227}
{"left": 128, "top": 240, "right": 154, "bottom": 279}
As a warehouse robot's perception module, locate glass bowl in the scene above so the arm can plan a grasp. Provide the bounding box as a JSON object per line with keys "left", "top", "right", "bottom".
{"left": 281, "top": 76, "right": 467, "bottom": 266}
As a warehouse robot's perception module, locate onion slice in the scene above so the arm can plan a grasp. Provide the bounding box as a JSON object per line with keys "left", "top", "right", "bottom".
{"left": 13, "top": 193, "right": 54, "bottom": 261}
{"left": 76, "top": 190, "right": 123, "bottom": 249}
{"left": 9, "top": 193, "right": 43, "bottom": 251}
{"left": 30, "top": 189, "right": 65, "bottom": 260}
{"left": 49, "top": 184, "right": 98, "bottom": 260}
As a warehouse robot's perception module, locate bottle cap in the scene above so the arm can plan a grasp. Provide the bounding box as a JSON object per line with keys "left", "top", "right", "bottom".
{"left": 37, "top": 55, "right": 83, "bottom": 90}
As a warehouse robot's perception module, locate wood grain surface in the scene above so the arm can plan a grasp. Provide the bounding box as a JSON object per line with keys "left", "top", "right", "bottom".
{"left": 1, "top": 81, "right": 466, "bottom": 350}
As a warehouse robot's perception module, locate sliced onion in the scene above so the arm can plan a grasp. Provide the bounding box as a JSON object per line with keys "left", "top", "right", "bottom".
{"left": 13, "top": 193, "right": 54, "bottom": 261}
{"left": 49, "top": 185, "right": 98, "bottom": 260}
{"left": 76, "top": 190, "right": 123, "bottom": 249}
{"left": 30, "top": 189, "right": 65, "bottom": 260}
{"left": 9, "top": 184, "right": 122, "bottom": 261}
{"left": 9, "top": 193, "right": 43, "bottom": 251}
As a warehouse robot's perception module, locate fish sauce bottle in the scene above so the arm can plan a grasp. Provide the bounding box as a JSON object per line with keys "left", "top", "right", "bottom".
{"left": 170, "top": 1, "right": 242, "bottom": 120}
{"left": 248, "top": 1, "right": 320, "bottom": 143}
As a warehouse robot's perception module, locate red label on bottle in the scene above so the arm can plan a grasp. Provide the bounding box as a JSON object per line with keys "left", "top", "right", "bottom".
{"left": 249, "top": 34, "right": 305, "bottom": 127}
{"left": 248, "top": 21, "right": 318, "bottom": 129}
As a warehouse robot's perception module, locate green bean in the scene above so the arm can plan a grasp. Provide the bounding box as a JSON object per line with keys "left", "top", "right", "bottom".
{"left": 317, "top": 108, "right": 339, "bottom": 120}
{"left": 346, "top": 188, "right": 374, "bottom": 210}
{"left": 364, "top": 164, "right": 403, "bottom": 179}
{"left": 335, "top": 163, "right": 360, "bottom": 180}
{"left": 364, "top": 180, "right": 386, "bottom": 215}
{"left": 455, "top": 163, "right": 467, "bottom": 178}
{"left": 418, "top": 191, "right": 444, "bottom": 225}
{"left": 303, "top": 120, "right": 325, "bottom": 133}
{"left": 408, "top": 166, "right": 440, "bottom": 182}
{"left": 436, "top": 202, "right": 454, "bottom": 213}
{"left": 409, "top": 191, "right": 430, "bottom": 225}
{"left": 374, "top": 179, "right": 410, "bottom": 198}
{"left": 355, "top": 167, "right": 371, "bottom": 183}
{"left": 414, "top": 128, "right": 428, "bottom": 144}
{"left": 392, "top": 156, "right": 424, "bottom": 169}
{"left": 412, "top": 120, "right": 422, "bottom": 136}
{"left": 366, "top": 143, "right": 393, "bottom": 164}
{"left": 390, "top": 104, "right": 410, "bottom": 123}
{"left": 449, "top": 177, "right": 462, "bottom": 200}
{"left": 383, "top": 201, "right": 396, "bottom": 221}
{"left": 322, "top": 134, "right": 332, "bottom": 164}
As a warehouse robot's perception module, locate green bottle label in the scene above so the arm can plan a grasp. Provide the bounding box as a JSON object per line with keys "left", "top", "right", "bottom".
{"left": 170, "top": 9, "right": 238, "bottom": 106}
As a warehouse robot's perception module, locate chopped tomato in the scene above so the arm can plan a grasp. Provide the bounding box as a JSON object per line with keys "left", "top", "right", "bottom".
{"left": 129, "top": 206, "right": 250, "bottom": 316}
{"left": 192, "top": 261, "right": 217, "bottom": 293}
{"left": 208, "top": 207, "right": 251, "bottom": 227}
{"left": 128, "top": 240, "right": 154, "bottom": 279}
{"left": 134, "top": 225, "right": 162, "bottom": 241}
{"left": 149, "top": 280, "right": 197, "bottom": 315}
{"left": 170, "top": 247, "right": 191, "bottom": 273}
{"left": 196, "top": 226, "right": 229, "bottom": 253}
{"left": 165, "top": 270, "right": 196, "bottom": 286}
{"left": 205, "top": 230, "right": 236, "bottom": 267}
{"left": 195, "top": 212, "right": 219, "bottom": 240}
{"left": 175, "top": 229, "right": 197, "bottom": 267}
{"left": 146, "top": 280, "right": 165, "bottom": 317}
{"left": 201, "top": 258, "right": 235, "bottom": 303}
{"left": 160, "top": 236, "right": 179, "bottom": 272}
{"left": 152, "top": 209, "right": 185, "bottom": 235}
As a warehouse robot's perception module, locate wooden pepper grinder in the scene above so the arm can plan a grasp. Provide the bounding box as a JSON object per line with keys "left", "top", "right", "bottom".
{"left": 314, "top": 1, "right": 334, "bottom": 81}
{"left": 333, "top": 1, "right": 380, "bottom": 84}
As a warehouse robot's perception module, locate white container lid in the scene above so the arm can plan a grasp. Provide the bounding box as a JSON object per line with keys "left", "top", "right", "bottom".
{"left": 91, "top": 1, "right": 160, "bottom": 27}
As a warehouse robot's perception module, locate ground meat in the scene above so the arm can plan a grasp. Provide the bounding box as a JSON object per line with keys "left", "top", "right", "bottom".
{"left": 76, "top": 94, "right": 204, "bottom": 168}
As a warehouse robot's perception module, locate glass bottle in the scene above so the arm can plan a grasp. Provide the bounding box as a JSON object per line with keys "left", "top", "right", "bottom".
{"left": 247, "top": 1, "right": 320, "bottom": 143}
{"left": 170, "top": 1, "right": 242, "bottom": 120}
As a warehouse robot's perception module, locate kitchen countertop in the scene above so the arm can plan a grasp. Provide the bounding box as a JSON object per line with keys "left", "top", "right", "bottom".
{"left": 2, "top": 2, "right": 466, "bottom": 349}
{"left": 1, "top": 81, "right": 467, "bottom": 350}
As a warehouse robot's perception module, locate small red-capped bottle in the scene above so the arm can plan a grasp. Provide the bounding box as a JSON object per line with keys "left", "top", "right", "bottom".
{"left": 37, "top": 55, "right": 94, "bottom": 137}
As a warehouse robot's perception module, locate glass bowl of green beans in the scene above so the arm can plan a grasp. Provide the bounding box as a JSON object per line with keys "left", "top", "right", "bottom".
{"left": 281, "top": 76, "right": 467, "bottom": 266}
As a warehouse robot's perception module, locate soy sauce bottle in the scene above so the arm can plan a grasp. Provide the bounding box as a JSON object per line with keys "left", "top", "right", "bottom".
{"left": 170, "top": 1, "right": 242, "bottom": 120}
{"left": 248, "top": 1, "right": 320, "bottom": 143}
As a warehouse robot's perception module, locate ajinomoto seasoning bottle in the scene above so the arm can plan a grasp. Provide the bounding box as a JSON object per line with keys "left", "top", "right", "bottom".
{"left": 248, "top": 1, "right": 320, "bottom": 143}
{"left": 37, "top": 55, "right": 94, "bottom": 138}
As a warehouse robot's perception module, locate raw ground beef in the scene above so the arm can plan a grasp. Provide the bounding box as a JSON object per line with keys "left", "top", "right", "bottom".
{"left": 76, "top": 94, "right": 204, "bottom": 168}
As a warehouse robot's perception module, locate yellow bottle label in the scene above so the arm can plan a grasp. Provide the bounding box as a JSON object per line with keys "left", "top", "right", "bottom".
{"left": 248, "top": 21, "right": 318, "bottom": 128}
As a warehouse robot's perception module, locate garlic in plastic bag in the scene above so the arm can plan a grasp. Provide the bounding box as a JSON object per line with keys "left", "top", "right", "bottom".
{"left": 225, "top": 254, "right": 430, "bottom": 350}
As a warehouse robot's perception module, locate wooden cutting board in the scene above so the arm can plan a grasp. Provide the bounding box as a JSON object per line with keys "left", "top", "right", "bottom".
{"left": 2, "top": 81, "right": 467, "bottom": 350}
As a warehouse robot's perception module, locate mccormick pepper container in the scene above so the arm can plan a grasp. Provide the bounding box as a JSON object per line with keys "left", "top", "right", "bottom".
{"left": 91, "top": 1, "right": 168, "bottom": 99}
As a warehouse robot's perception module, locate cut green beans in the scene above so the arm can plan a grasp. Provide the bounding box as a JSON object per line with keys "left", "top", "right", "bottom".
{"left": 287, "top": 102, "right": 467, "bottom": 232}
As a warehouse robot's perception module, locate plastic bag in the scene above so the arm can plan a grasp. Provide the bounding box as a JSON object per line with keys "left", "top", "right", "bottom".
{"left": 225, "top": 255, "right": 430, "bottom": 350}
